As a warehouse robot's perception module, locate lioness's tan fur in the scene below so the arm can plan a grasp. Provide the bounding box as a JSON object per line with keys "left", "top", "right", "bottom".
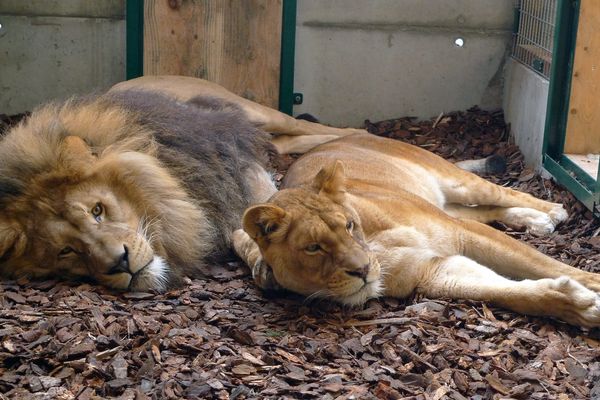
{"left": 236, "top": 134, "right": 600, "bottom": 327}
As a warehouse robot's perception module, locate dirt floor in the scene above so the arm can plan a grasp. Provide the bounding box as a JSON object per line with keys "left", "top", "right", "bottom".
{"left": 1, "top": 109, "right": 599, "bottom": 400}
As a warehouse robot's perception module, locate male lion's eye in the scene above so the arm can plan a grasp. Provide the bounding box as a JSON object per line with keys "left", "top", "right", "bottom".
{"left": 305, "top": 244, "right": 322, "bottom": 254}
{"left": 346, "top": 220, "right": 354, "bottom": 231}
{"left": 91, "top": 203, "right": 104, "bottom": 221}
{"left": 58, "top": 246, "right": 74, "bottom": 257}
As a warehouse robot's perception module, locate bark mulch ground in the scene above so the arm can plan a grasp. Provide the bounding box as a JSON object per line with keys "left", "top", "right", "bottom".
{"left": 1, "top": 109, "right": 599, "bottom": 400}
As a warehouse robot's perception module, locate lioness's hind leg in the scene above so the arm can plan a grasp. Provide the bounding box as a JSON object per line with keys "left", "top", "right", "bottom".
{"left": 270, "top": 134, "right": 342, "bottom": 155}
{"left": 441, "top": 171, "right": 567, "bottom": 231}
{"left": 398, "top": 252, "right": 600, "bottom": 327}
{"left": 445, "top": 204, "right": 557, "bottom": 236}
{"left": 111, "top": 75, "right": 366, "bottom": 155}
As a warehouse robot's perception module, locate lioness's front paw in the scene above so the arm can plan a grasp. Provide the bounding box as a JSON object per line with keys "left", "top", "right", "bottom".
{"left": 252, "top": 260, "right": 282, "bottom": 291}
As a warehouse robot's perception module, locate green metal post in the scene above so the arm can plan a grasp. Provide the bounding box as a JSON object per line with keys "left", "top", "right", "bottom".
{"left": 542, "top": 0, "right": 579, "bottom": 159}
{"left": 279, "top": 0, "right": 297, "bottom": 115}
{"left": 126, "top": 0, "right": 144, "bottom": 79}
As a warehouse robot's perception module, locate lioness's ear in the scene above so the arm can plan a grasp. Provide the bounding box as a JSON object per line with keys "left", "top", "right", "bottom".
{"left": 0, "top": 220, "right": 27, "bottom": 262}
{"left": 313, "top": 160, "right": 346, "bottom": 203}
{"left": 242, "top": 204, "right": 290, "bottom": 244}
{"left": 59, "top": 136, "right": 95, "bottom": 171}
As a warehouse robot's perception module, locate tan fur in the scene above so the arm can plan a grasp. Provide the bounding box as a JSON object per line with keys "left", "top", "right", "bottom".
{"left": 236, "top": 134, "right": 600, "bottom": 327}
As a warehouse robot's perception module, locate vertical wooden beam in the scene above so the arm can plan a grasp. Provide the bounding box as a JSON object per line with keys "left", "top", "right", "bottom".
{"left": 143, "top": 0, "right": 283, "bottom": 108}
{"left": 564, "top": 0, "right": 600, "bottom": 154}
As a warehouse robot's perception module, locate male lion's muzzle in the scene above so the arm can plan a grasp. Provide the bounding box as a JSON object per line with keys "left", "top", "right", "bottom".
{"left": 92, "top": 235, "right": 165, "bottom": 292}
{"left": 107, "top": 245, "right": 130, "bottom": 275}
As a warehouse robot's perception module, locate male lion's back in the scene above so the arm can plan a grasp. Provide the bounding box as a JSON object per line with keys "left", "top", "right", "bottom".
{"left": 105, "top": 90, "right": 273, "bottom": 261}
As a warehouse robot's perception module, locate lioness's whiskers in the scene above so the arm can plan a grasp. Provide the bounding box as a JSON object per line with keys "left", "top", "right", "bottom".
{"left": 304, "top": 289, "right": 334, "bottom": 304}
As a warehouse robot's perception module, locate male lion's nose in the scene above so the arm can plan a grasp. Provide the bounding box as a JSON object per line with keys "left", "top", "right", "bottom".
{"left": 345, "top": 264, "right": 370, "bottom": 282}
{"left": 108, "top": 245, "right": 130, "bottom": 274}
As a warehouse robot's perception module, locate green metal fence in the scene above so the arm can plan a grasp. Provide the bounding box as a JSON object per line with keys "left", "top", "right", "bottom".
{"left": 512, "top": 0, "right": 558, "bottom": 79}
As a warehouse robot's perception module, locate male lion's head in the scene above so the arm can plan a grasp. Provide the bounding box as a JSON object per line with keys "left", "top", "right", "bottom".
{"left": 0, "top": 100, "right": 208, "bottom": 291}
{"left": 242, "top": 161, "right": 382, "bottom": 305}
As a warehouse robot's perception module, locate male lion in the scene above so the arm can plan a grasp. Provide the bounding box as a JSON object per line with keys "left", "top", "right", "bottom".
{"left": 0, "top": 76, "right": 361, "bottom": 291}
{"left": 235, "top": 134, "right": 600, "bottom": 327}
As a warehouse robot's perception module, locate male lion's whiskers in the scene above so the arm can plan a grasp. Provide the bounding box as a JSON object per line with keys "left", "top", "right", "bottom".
{"left": 138, "top": 214, "right": 161, "bottom": 244}
{"left": 378, "top": 268, "right": 391, "bottom": 278}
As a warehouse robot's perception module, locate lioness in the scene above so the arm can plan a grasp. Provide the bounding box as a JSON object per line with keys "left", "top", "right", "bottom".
{"left": 0, "top": 76, "right": 361, "bottom": 291}
{"left": 235, "top": 134, "right": 600, "bottom": 327}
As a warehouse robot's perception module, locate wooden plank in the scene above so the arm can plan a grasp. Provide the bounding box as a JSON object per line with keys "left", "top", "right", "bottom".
{"left": 144, "top": 0, "right": 282, "bottom": 108}
{"left": 564, "top": 0, "right": 600, "bottom": 154}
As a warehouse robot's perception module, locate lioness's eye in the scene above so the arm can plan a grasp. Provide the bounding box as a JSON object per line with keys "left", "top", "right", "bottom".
{"left": 91, "top": 203, "right": 104, "bottom": 221}
{"left": 346, "top": 220, "right": 354, "bottom": 231}
{"left": 305, "top": 244, "right": 322, "bottom": 254}
{"left": 58, "top": 246, "right": 74, "bottom": 257}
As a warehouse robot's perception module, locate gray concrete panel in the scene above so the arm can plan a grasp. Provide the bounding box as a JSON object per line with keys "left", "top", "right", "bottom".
{"left": 293, "top": 0, "right": 513, "bottom": 126}
{"left": 503, "top": 60, "right": 549, "bottom": 169}
{"left": 0, "top": 15, "right": 125, "bottom": 114}
{"left": 0, "top": 1, "right": 124, "bottom": 19}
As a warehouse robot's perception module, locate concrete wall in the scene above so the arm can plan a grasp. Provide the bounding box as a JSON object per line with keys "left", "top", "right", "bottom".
{"left": 1, "top": 0, "right": 515, "bottom": 128}
{"left": 293, "top": 0, "right": 514, "bottom": 126}
{"left": 503, "top": 59, "right": 549, "bottom": 168}
{"left": 0, "top": 1, "right": 125, "bottom": 114}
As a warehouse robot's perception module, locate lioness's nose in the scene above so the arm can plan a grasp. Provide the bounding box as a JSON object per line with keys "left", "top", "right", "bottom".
{"left": 345, "top": 264, "right": 370, "bottom": 282}
{"left": 108, "top": 245, "right": 130, "bottom": 274}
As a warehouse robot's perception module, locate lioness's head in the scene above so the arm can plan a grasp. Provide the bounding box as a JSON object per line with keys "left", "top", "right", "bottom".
{"left": 242, "top": 161, "right": 382, "bottom": 305}
{"left": 0, "top": 101, "right": 208, "bottom": 291}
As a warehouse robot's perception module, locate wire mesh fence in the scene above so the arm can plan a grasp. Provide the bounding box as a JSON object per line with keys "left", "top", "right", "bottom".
{"left": 511, "top": 0, "right": 557, "bottom": 79}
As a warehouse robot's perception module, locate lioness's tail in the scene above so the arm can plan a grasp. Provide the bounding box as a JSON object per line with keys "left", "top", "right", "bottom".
{"left": 454, "top": 154, "right": 507, "bottom": 175}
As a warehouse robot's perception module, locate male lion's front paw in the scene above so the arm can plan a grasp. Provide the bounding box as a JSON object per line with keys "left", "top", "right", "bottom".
{"left": 547, "top": 276, "right": 600, "bottom": 327}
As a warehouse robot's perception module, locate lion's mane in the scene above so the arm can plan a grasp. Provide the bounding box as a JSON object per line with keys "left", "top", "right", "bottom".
{"left": 0, "top": 90, "right": 272, "bottom": 284}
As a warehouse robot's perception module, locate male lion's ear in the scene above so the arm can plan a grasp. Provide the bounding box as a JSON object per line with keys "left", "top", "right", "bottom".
{"left": 59, "top": 136, "right": 95, "bottom": 171}
{"left": 0, "top": 220, "right": 27, "bottom": 262}
{"left": 242, "top": 204, "right": 290, "bottom": 244}
{"left": 313, "top": 160, "right": 346, "bottom": 203}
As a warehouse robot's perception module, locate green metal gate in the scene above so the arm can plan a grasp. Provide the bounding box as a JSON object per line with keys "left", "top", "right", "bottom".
{"left": 542, "top": 0, "right": 600, "bottom": 213}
